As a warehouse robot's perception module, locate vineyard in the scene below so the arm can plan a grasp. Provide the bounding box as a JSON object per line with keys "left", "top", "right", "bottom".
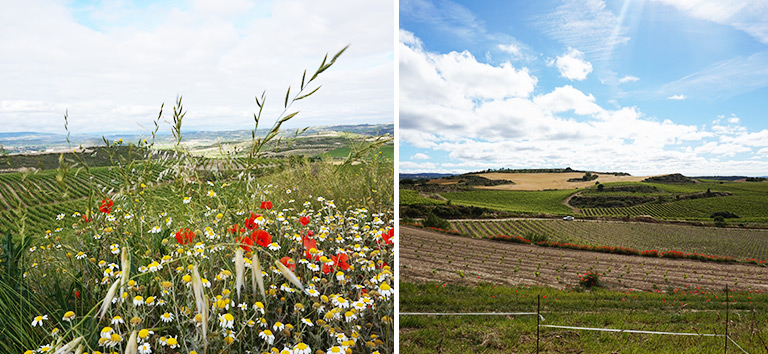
{"left": 0, "top": 164, "right": 169, "bottom": 235}
{"left": 399, "top": 189, "right": 445, "bottom": 206}
{"left": 579, "top": 181, "right": 768, "bottom": 222}
{"left": 400, "top": 226, "right": 768, "bottom": 353}
{"left": 450, "top": 219, "right": 768, "bottom": 260}
{"left": 440, "top": 189, "right": 575, "bottom": 215}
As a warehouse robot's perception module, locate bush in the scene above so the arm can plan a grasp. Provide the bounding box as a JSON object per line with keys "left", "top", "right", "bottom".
{"left": 422, "top": 212, "right": 451, "bottom": 230}
{"left": 713, "top": 215, "right": 727, "bottom": 227}
{"left": 579, "top": 269, "right": 601, "bottom": 288}
{"left": 710, "top": 211, "right": 739, "bottom": 219}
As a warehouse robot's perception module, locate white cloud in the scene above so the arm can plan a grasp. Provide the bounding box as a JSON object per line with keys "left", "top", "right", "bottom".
{"left": 498, "top": 43, "right": 522, "bottom": 58}
{"left": 0, "top": 0, "right": 394, "bottom": 134}
{"left": 533, "top": 85, "right": 603, "bottom": 116}
{"left": 554, "top": 48, "right": 593, "bottom": 81}
{"left": 400, "top": 31, "right": 768, "bottom": 176}
{"left": 411, "top": 153, "right": 430, "bottom": 160}
{"left": 618, "top": 75, "right": 639, "bottom": 83}
{"left": 667, "top": 94, "right": 687, "bottom": 100}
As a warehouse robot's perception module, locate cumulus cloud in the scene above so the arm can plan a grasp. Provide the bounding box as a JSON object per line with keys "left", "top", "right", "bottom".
{"left": 554, "top": 48, "right": 593, "bottom": 81}
{"left": 667, "top": 94, "right": 687, "bottom": 100}
{"left": 399, "top": 31, "right": 768, "bottom": 175}
{"left": 411, "top": 153, "right": 430, "bottom": 160}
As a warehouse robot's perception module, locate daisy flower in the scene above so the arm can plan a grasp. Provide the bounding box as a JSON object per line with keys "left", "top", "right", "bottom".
{"left": 62, "top": 311, "right": 75, "bottom": 322}
{"left": 111, "top": 316, "right": 124, "bottom": 325}
{"left": 160, "top": 312, "right": 174, "bottom": 323}
{"left": 259, "top": 330, "right": 275, "bottom": 345}
{"left": 31, "top": 314, "right": 47, "bottom": 327}
{"left": 273, "top": 321, "right": 284, "bottom": 332}
{"left": 138, "top": 343, "right": 152, "bottom": 354}
{"left": 219, "top": 313, "right": 235, "bottom": 329}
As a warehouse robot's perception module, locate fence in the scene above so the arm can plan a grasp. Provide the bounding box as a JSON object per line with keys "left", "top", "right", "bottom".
{"left": 401, "top": 285, "right": 750, "bottom": 353}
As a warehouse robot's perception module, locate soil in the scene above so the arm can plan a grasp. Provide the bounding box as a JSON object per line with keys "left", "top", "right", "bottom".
{"left": 471, "top": 173, "right": 651, "bottom": 190}
{"left": 400, "top": 226, "right": 768, "bottom": 293}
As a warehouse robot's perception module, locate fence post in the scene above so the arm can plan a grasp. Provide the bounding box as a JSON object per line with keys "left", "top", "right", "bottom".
{"left": 537, "top": 294, "right": 541, "bottom": 354}
{"left": 725, "top": 284, "right": 730, "bottom": 353}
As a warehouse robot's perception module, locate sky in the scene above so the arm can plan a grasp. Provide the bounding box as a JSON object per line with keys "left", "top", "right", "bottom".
{"left": 0, "top": 0, "right": 393, "bottom": 135}
{"left": 399, "top": 0, "right": 768, "bottom": 176}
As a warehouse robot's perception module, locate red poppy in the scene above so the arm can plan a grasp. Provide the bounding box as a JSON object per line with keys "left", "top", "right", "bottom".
{"left": 244, "top": 212, "right": 262, "bottom": 230}
{"left": 252, "top": 229, "right": 272, "bottom": 247}
{"left": 299, "top": 216, "right": 310, "bottom": 226}
{"left": 228, "top": 223, "right": 244, "bottom": 234}
{"left": 99, "top": 199, "right": 113, "bottom": 214}
{"left": 322, "top": 252, "right": 350, "bottom": 274}
{"left": 82, "top": 214, "right": 91, "bottom": 223}
{"left": 303, "top": 236, "right": 319, "bottom": 261}
{"left": 175, "top": 228, "right": 195, "bottom": 245}
{"left": 379, "top": 228, "right": 394, "bottom": 245}
{"left": 75, "top": 290, "right": 80, "bottom": 299}
{"left": 280, "top": 256, "right": 295, "bottom": 271}
{"left": 260, "top": 201, "right": 273, "bottom": 210}
{"left": 237, "top": 236, "right": 253, "bottom": 252}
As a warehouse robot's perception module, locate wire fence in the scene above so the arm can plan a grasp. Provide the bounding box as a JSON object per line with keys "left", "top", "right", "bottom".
{"left": 401, "top": 285, "right": 751, "bottom": 353}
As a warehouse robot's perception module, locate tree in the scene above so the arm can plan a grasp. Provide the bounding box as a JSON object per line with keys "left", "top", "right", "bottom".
{"left": 597, "top": 183, "right": 604, "bottom": 192}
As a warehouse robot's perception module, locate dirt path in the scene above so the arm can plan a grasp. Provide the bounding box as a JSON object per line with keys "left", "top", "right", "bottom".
{"left": 400, "top": 226, "right": 768, "bottom": 293}
{"left": 561, "top": 190, "right": 582, "bottom": 214}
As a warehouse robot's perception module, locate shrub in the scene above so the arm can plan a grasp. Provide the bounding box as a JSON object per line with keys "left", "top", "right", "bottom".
{"left": 579, "top": 269, "right": 601, "bottom": 288}
{"left": 422, "top": 212, "right": 451, "bottom": 230}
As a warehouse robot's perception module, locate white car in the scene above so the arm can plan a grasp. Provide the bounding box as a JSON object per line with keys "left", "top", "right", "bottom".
{"left": 563, "top": 216, "right": 574, "bottom": 221}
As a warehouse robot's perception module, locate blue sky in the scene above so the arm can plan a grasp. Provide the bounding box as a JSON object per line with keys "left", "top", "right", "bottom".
{"left": 399, "top": 0, "right": 768, "bottom": 176}
{"left": 0, "top": 0, "right": 393, "bottom": 135}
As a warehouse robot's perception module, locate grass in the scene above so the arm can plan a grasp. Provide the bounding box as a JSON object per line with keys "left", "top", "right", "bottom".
{"left": 400, "top": 281, "right": 768, "bottom": 353}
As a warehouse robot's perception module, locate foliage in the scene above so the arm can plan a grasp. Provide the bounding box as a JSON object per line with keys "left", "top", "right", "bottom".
{"left": 579, "top": 269, "right": 601, "bottom": 288}
{"left": 422, "top": 213, "right": 451, "bottom": 230}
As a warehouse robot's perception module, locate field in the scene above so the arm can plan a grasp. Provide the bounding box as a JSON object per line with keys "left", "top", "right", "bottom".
{"left": 439, "top": 189, "right": 575, "bottom": 215}
{"left": 400, "top": 226, "right": 768, "bottom": 353}
{"left": 399, "top": 189, "right": 446, "bottom": 206}
{"left": 404, "top": 173, "right": 768, "bottom": 223}
{"left": 450, "top": 219, "right": 768, "bottom": 260}
{"left": 471, "top": 172, "right": 649, "bottom": 190}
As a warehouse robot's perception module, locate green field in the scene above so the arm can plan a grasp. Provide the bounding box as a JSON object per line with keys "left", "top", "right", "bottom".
{"left": 450, "top": 219, "right": 768, "bottom": 260}
{"left": 409, "top": 179, "right": 768, "bottom": 222}
{"left": 441, "top": 189, "right": 575, "bottom": 215}
{"left": 399, "top": 188, "right": 446, "bottom": 205}
{"left": 323, "top": 143, "right": 394, "bottom": 160}
{"left": 400, "top": 282, "right": 768, "bottom": 354}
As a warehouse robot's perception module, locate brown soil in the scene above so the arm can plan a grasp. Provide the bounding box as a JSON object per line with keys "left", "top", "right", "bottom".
{"left": 471, "top": 172, "right": 651, "bottom": 190}
{"left": 400, "top": 226, "right": 768, "bottom": 293}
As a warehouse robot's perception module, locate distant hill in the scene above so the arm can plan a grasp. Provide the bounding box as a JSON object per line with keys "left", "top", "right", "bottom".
{"left": 642, "top": 173, "right": 695, "bottom": 184}
{"left": 399, "top": 173, "right": 454, "bottom": 180}
{"left": 694, "top": 176, "right": 768, "bottom": 181}
{"left": 0, "top": 123, "right": 393, "bottom": 154}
